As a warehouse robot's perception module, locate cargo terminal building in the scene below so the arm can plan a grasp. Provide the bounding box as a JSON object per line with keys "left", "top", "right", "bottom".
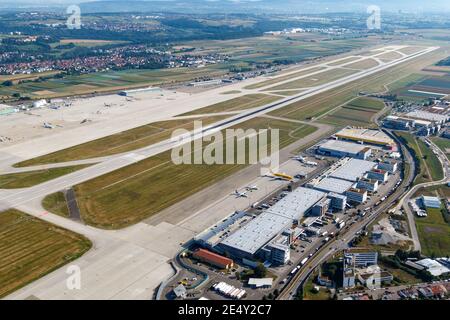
{"left": 213, "top": 187, "right": 327, "bottom": 264}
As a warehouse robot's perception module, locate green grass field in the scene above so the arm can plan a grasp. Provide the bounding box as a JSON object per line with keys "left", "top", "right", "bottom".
{"left": 268, "top": 48, "right": 447, "bottom": 121}
{"left": 244, "top": 67, "right": 325, "bottom": 90}
{"left": 431, "top": 136, "right": 450, "bottom": 159}
{"left": 178, "top": 94, "right": 280, "bottom": 116}
{"left": 319, "top": 97, "right": 385, "bottom": 127}
{"left": 264, "top": 68, "right": 357, "bottom": 91}
{"left": 0, "top": 209, "right": 91, "bottom": 297}
{"left": 68, "top": 117, "right": 317, "bottom": 229}
{"left": 42, "top": 192, "right": 70, "bottom": 217}
{"left": 0, "top": 165, "right": 90, "bottom": 189}
{"left": 416, "top": 205, "right": 450, "bottom": 257}
{"left": 15, "top": 116, "right": 227, "bottom": 167}
{"left": 395, "top": 132, "right": 443, "bottom": 185}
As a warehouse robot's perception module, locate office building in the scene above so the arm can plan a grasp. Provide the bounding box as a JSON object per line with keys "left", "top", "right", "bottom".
{"left": 377, "top": 160, "right": 398, "bottom": 173}
{"left": 357, "top": 178, "right": 379, "bottom": 192}
{"left": 367, "top": 169, "right": 388, "bottom": 183}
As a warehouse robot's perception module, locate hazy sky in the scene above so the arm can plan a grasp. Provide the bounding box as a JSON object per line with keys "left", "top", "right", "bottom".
{"left": 3, "top": 0, "right": 450, "bottom": 13}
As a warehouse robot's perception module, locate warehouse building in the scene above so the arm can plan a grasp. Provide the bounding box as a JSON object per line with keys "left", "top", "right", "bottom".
{"left": 356, "top": 178, "right": 379, "bottom": 192}
{"left": 367, "top": 168, "right": 389, "bottom": 183}
{"left": 421, "top": 195, "right": 441, "bottom": 209}
{"left": 317, "top": 140, "right": 371, "bottom": 160}
{"left": 328, "top": 193, "right": 347, "bottom": 211}
{"left": 377, "top": 160, "right": 398, "bottom": 173}
{"left": 192, "top": 249, "right": 234, "bottom": 269}
{"left": 406, "top": 110, "right": 449, "bottom": 124}
{"left": 383, "top": 115, "right": 411, "bottom": 130}
{"left": 218, "top": 187, "right": 326, "bottom": 263}
{"left": 329, "top": 158, "right": 377, "bottom": 182}
{"left": 311, "top": 198, "right": 331, "bottom": 216}
{"left": 335, "top": 127, "right": 395, "bottom": 147}
{"left": 346, "top": 188, "right": 368, "bottom": 204}
{"left": 311, "top": 177, "right": 354, "bottom": 194}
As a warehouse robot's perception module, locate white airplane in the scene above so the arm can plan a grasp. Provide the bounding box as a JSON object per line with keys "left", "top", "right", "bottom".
{"left": 305, "top": 161, "right": 318, "bottom": 166}
{"left": 232, "top": 190, "right": 248, "bottom": 198}
{"left": 245, "top": 185, "right": 259, "bottom": 191}
{"left": 293, "top": 155, "right": 306, "bottom": 163}
{"left": 43, "top": 122, "right": 54, "bottom": 129}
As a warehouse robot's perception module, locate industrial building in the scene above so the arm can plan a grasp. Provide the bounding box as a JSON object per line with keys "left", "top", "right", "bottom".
{"left": 421, "top": 195, "right": 441, "bottom": 209}
{"left": 345, "top": 188, "right": 368, "bottom": 204}
{"left": 192, "top": 248, "right": 234, "bottom": 269}
{"left": 367, "top": 168, "right": 389, "bottom": 183}
{"left": 317, "top": 140, "right": 371, "bottom": 160}
{"left": 406, "top": 110, "right": 449, "bottom": 124}
{"left": 377, "top": 160, "right": 398, "bottom": 173}
{"left": 118, "top": 86, "right": 161, "bottom": 96}
{"left": 335, "top": 127, "right": 395, "bottom": 147}
{"left": 383, "top": 115, "right": 411, "bottom": 130}
{"left": 216, "top": 187, "right": 326, "bottom": 263}
{"left": 311, "top": 198, "right": 331, "bottom": 216}
{"left": 356, "top": 178, "right": 379, "bottom": 192}
{"left": 329, "top": 158, "right": 376, "bottom": 182}
{"left": 328, "top": 193, "right": 347, "bottom": 211}
{"left": 311, "top": 177, "right": 354, "bottom": 194}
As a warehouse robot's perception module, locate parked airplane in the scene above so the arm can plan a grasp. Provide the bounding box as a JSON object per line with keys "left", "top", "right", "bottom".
{"left": 232, "top": 190, "right": 248, "bottom": 198}
{"left": 245, "top": 185, "right": 259, "bottom": 191}
{"left": 265, "top": 170, "right": 293, "bottom": 181}
{"left": 305, "top": 161, "right": 318, "bottom": 166}
{"left": 43, "top": 122, "right": 54, "bottom": 129}
{"left": 293, "top": 155, "right": 306, "bottom": 163}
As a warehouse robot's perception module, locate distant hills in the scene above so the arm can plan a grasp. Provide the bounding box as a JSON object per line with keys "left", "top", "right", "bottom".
{"left": 4, "top": 0, "right": 450, "bottom": 14}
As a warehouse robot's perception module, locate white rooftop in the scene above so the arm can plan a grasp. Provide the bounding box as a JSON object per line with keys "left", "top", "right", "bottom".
{"left": 220, "top": 187, "right": 325, "bottom": 255}
{"left": 313, "top": 177, "right": 354, "bottom": 194}
{"left": 220, "top": 212, "right": 292, "bottom": 255}
{"left": 406, "top": 110, "right": 448, "bottom": 123}
{"left": 266, "top": 187, "right": 326, "bottom": 220}
{"left": 416, "top": 258, "right": 450, "bottom": 277}
{"left": 319, "top": 139, "right": 368, "bottom": 155}
{"left": 330, "top": 158, "right": 376, "bottom": 182}
{"left": 248, "top": 278, "right": 273, "bottom": 287}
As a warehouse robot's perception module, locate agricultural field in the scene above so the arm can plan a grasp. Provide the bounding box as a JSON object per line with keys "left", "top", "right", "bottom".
{"left": 395, "top": 132, "right": 443, "bottom": 185}
{"left": 0, "top": 165, "right": 90, "bottom": 189}
{"left": 179, "top": 94, "right": 280, "bottom": 116}
{"left": 244, "top": 67, "right": 325, "bottom": 90}
{"left": 68, "top": 118, "right": 316, "bottom": 229}
{"left": 394, "top": 73, "right": 450, "bottom": 100}
{"left": 415, "top": 205, "right": 450, "bottom": 257}
{"left": 15, "top": 116, "right": 228, "bottom": 167}
{"left": 319, "top": 97, "right": 385, "bottom": 127}
{"left": 0, "top": 209, "right": 91, "bottom": 297}
{"left": 264, "top": 68, "right": 357, "bottom": 91}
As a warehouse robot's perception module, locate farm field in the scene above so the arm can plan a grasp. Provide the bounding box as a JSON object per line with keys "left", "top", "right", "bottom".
{"left": 69, "top": 118, "right": 316, "bottom": 229}
{"left": 0, "top": 209, "right": 91, "bottom": 297}
{"left": 244, "top": 66, "right": 325, "bottom": 89}
{"left": 319, "top": 97, "right": 385, "bottom": 127}
{"left": 15, "top": 115, "right": 228, "bottom": 167}
{"left": 415, "top": 205, "right": 450, "bottom": 257}
{"left": 0, "top": 165, "right": 90, "bottom": 189}
{"left": 268, "top": 47, "right": 447, "bottom": 121}
{"left": 179, "top": 94, "right": 280, "bottom": 116}
{"left": 264, "top": 68, "right": 357, "bottom": 91}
